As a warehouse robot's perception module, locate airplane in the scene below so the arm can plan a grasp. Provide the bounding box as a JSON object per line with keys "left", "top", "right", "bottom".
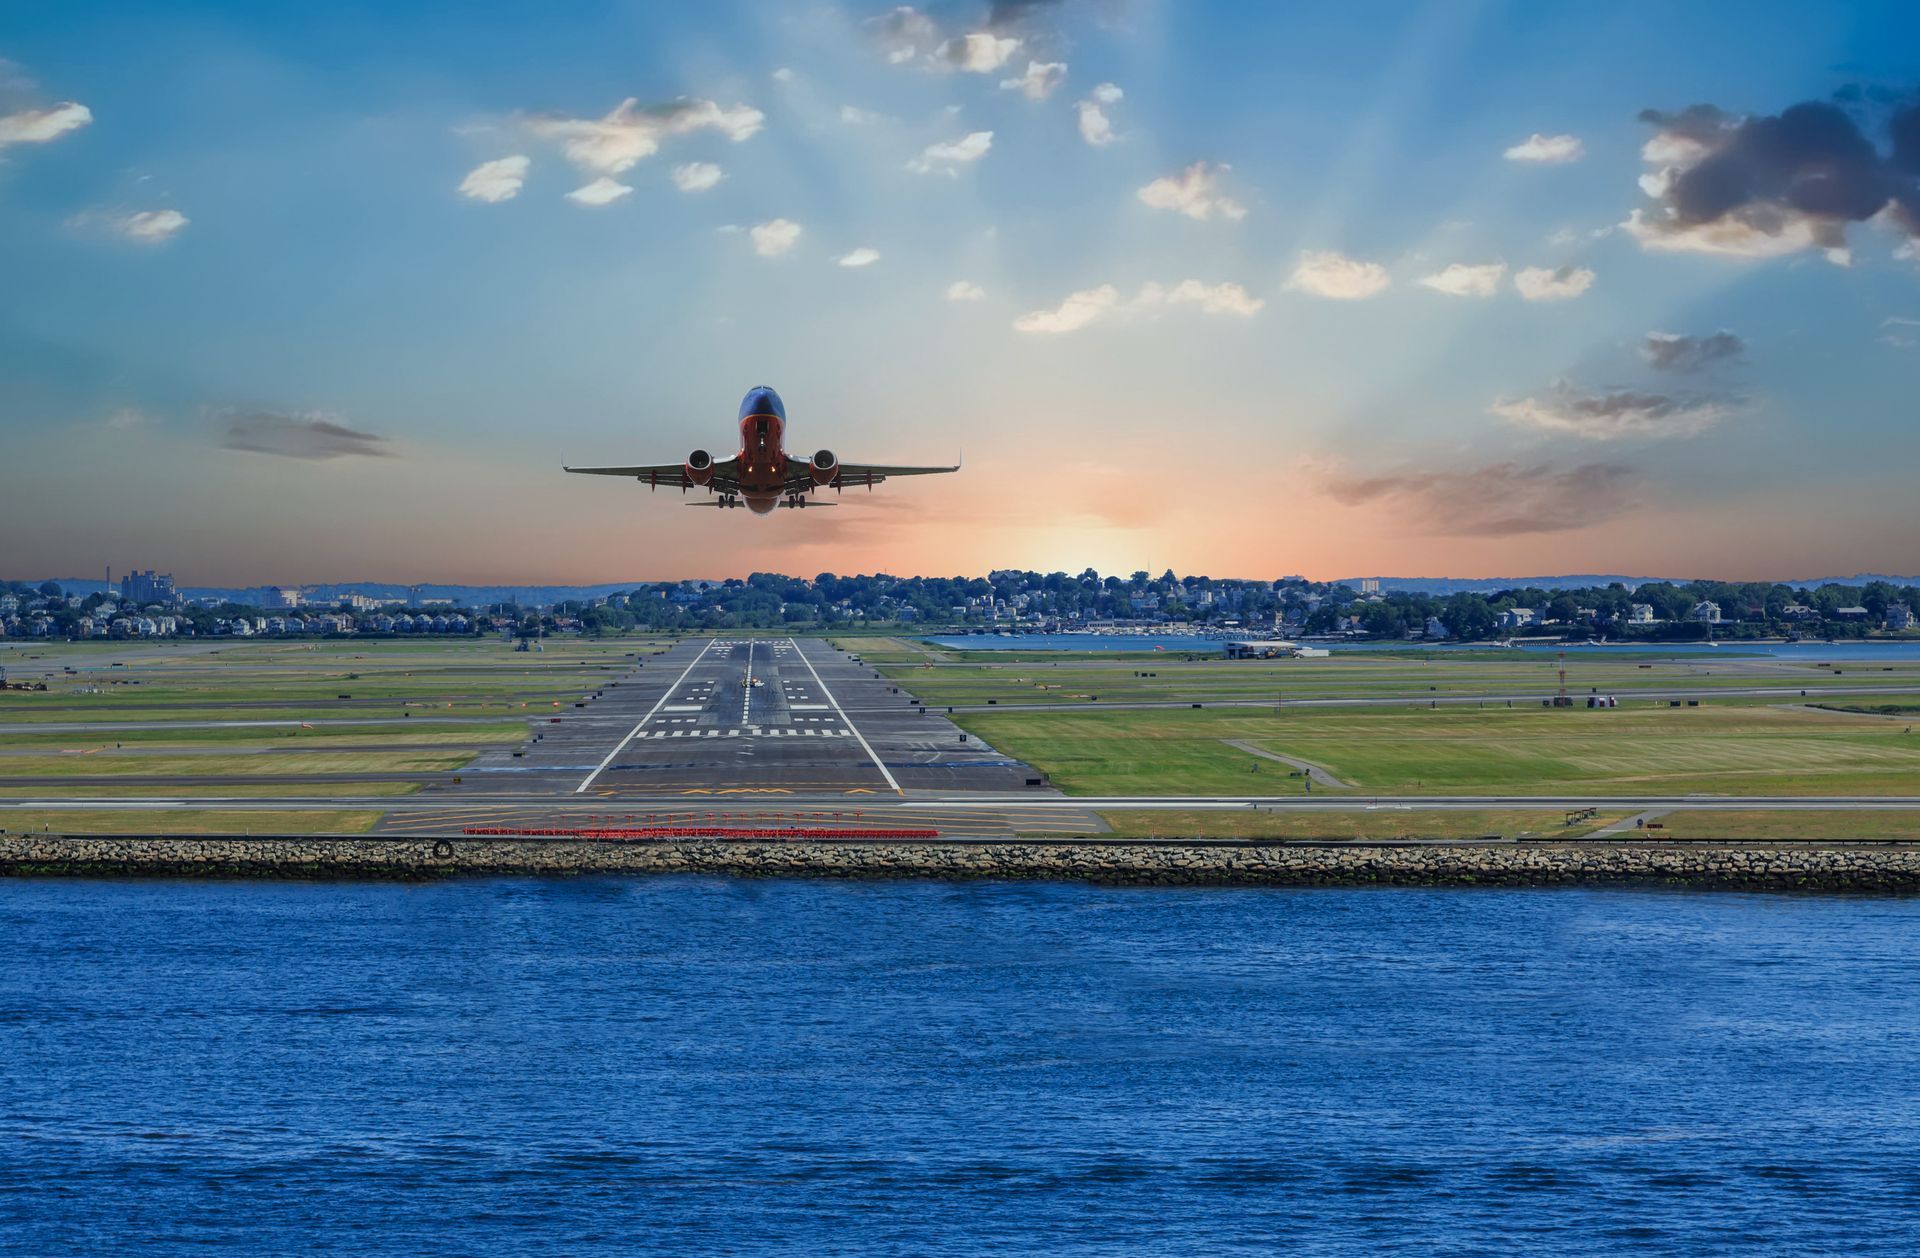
{"left": 563, "top": 385, "right": 959, "bottom": 514}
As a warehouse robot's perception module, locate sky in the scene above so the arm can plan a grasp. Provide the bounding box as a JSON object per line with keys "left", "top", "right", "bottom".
{"left": 3, "top": 0, "right": 1918, "bottom": 585}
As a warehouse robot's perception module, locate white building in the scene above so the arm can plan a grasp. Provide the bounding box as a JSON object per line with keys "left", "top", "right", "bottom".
{"left": 1690, "top": 600, "right": 1722, "bottom": 624}
{"left": 1627, "top": 604, "right": 1656, "bottom": 624}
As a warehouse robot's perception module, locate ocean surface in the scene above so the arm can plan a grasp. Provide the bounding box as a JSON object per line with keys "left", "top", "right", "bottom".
{"left": 926, "top": 632, "right": 1920, "bottom": 661}
{"left": 4, "top": 878, "right": 1919, "bottom": 1254}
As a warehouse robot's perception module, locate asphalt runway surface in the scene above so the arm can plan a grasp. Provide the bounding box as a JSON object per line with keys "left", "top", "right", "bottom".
{"left": 363, "top": 637, "right": 1099, "bottom": 835}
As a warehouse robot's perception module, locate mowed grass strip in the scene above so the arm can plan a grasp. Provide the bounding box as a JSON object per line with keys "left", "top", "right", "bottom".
{"left": 0, "top": 810, "right": 385, "bottom": 835}
{"left": 0, "top": 783, "right": 422, "bottom": 798}
{"left": 0, "top": 722, "right": 526, "bottom": 750}
{"left": 879, "top": 656, "right": 1920, "bottom": 707}
{"left": 1624, "top": 811, "right": 1920, "bottom": 840}
{"left": 962, "top": 704, "right": 1920, "bottom": 797}
{"left": 1094, "top": 809, "right": 1627, "bottom": 841}
{"left": 0, "top": 750, "right": 476, "bottom": 778}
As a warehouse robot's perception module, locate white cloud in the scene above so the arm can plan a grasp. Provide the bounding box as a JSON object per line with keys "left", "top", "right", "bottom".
{"left": 1000, "top": 60, "right": 1066, "bottom": 102}
{"left": 1014, "top": 285, "right": 1120, "bottom": 334}
{"left": 750, "top": 218, "right": 802, "bottom": 257}
{"left": 1152, "top": 279, "right": 1265, "bottom": 317}
{"left": 1417, "top": 261, "right": 1506, "bottom": 297}
{"left": 566, "top": 176, "right": 632, "bottom": 207}
{"left": 104, "top": 407, "right": 157, "bottom": 431}
{"left": 946, "top": 280, "right": 986, "bottom": 301}
{"left": 1076, "top": 83, "right": 1122, "bottom": 147}
{"left": 1620, "top": 207, "right": 1830, "bottom": 260}
{"left": 940, "top": 32, "right": 1020, "bottom": 73}
{"left": 671, "top": 161, "right": 724, "bottom": 193}
{"left": 771, "top": 67, "right": 794, "bottom": 83}
{"left": 1013, "top": 279, "right": 1263, "bottom": 334}
{"left": 1881, "top": 316, "right": 1919, "bottom": 350}
{"left": 908, "top": 130, "right": 992, "bottom": 175}
{"left": 1503, "top": 133, "right": 1584, "bottom": 164}
{"left": 1513, "top": 264, "right": 1595, "bottom": 301}
{"left": 0, "top": 101, "right": 92, "bottom": 149}
{"left": 1286, "top": 251, "right": 1390, "bottom": 300}
{"left": 457, "top": 154, "right": 529, "bottom": 203}
{"left": 840, "top": 105, "right": 885, "bottom": 125}
{"left": 1136, "top": 161, "right": 1246, "bottom": 221}
{"left": 838, "top": 247, "right": 880, "bottom": 268}
{"left": 528, "top": 97, "right": 763, "bottom": 176}
{"left": 117, "top": 210, "right": 188, "bottom": 243}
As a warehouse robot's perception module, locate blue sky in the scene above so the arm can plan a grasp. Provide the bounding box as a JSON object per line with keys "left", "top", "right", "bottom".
{"left": 3, "top": 1, "right": 1917, "bottom": 583}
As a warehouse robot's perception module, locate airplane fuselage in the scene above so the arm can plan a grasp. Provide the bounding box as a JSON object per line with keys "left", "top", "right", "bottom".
{"left": 734, "top": 386, "right": 791, "bottom": 514}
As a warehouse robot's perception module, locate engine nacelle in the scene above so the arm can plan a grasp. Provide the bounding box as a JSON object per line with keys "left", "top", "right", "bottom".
{"left": 809, "top": 449, "right": 838, "bottom": 486}
{"left": 685, "top": 449, "right": 714, "bottom": 486}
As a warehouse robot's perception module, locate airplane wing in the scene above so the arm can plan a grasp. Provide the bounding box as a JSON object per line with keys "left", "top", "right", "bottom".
{"left": 563, "top": 457, "right": 740, "bottom": 491}
{"left": 821, "top": 458, "right": 961, "bottom": 489}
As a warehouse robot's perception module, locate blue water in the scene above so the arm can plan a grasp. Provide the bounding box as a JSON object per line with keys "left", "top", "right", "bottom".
{"left": 927, "top": 632, "right": 1920, "bottom": 661}
{"left": 4, "top": 878, "right": 1919, "bottom": 1254}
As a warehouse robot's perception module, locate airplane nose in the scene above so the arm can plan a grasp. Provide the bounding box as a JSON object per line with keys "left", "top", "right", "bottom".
{"left": 741, "top": 386, "right": 783, "bottom": 419}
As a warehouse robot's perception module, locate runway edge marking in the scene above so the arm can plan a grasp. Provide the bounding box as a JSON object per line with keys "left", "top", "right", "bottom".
{"left": 794, "top": 637, "right": 902, "bottom": 794}
{"left": 574, "top": 638, "right": 718, "bottom": 794}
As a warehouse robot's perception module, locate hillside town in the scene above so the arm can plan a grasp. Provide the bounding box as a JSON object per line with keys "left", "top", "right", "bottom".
{"left": 2, "top": 569, "right": 1916, "bottom": 644}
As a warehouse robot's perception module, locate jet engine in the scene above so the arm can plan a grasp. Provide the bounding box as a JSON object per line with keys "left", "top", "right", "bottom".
{"left": 809, "top": 449, "right": 839, "bottom": 486}
{"left": 685, "top": 449, "right": 714, "bottom": 486}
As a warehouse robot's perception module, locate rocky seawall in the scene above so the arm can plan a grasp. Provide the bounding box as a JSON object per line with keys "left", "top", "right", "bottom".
{"left": 3, "top": 835, "right": 1919, "bottom": 891}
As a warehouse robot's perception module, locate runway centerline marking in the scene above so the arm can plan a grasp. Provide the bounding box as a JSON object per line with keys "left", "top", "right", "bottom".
{"left": 793, "top": 638, "right": 901, "bottom": 794}
{"left": 574, "top": 638, "right": 716, "bottom": 794}
{"left": 742, "top": 639, "right": 755, "bottom": 726}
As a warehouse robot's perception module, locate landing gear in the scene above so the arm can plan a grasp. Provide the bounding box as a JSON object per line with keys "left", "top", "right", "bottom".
{"left": 782, "top": 495, "right": 811, "bottom": 509}
{"left": 719, "top": 493, "right": 741, "bottom": 508}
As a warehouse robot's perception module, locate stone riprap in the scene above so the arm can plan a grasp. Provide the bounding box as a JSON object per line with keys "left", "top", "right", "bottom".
{"left": 3, "top": 835, "right": 1920, "bottom": 891}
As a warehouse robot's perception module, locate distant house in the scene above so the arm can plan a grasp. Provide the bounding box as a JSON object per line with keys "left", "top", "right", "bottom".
{"left": 1424, "top": 615, "right": 1449, "bottom": 640}
{"left": 1690, "top": 600, "right": 1721, "bottom": 624}
{"left": 1627, "top": 604, "right": 1656, "bottom": 624}
{"left": 1496, "top": 607, "right": 1536, "bottom": 629}
{"left": 1834, "top": 606, "right": 1870, "bottom": 620}
{"left": 1887, "top": 604, "right": 1914, "bottom": 632}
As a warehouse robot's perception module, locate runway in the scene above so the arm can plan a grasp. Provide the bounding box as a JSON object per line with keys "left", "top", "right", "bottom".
{"left": 354, "top": 637, "right": 1100, "bottom": 835}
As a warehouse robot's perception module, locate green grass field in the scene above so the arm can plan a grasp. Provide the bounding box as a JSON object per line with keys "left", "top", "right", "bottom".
{"left": 1092, "top": 808, "right": 1630, "bottom": 840}
{"left": 0, "top": 636, "right": 663, "bottom": 796}
{"left": 0, "top": 810, "right": 384, "bottom": 835}
{"left": 963, "top": 703, "right": 1920, "bottom": 797}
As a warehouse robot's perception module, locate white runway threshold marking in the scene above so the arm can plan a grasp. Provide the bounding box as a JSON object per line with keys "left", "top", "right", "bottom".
{"left": 793, "top": 638, "right": 902, "bottom": 794}
{"left": 575, "top": 638, "right": 716, "bottom": 794}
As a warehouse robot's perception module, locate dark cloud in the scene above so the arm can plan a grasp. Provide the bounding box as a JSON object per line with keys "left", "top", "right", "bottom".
{"left": 987, "top": 0, "right": 1065, "bottom": 29}
{"left": 1641, "top": 330, "right": 1745, "bottom": 372}
{"left": 1491, "top": 383, "right": 1730, "bottom": 441}
{"left": 219, "top": 411, "right": 394, "bottom": 460}
{"left": 1324, "top": 462, "right": 1642, "bottom": 536}
{"left": 1629, "top": 95, "right": 1920, "bottom": 258}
